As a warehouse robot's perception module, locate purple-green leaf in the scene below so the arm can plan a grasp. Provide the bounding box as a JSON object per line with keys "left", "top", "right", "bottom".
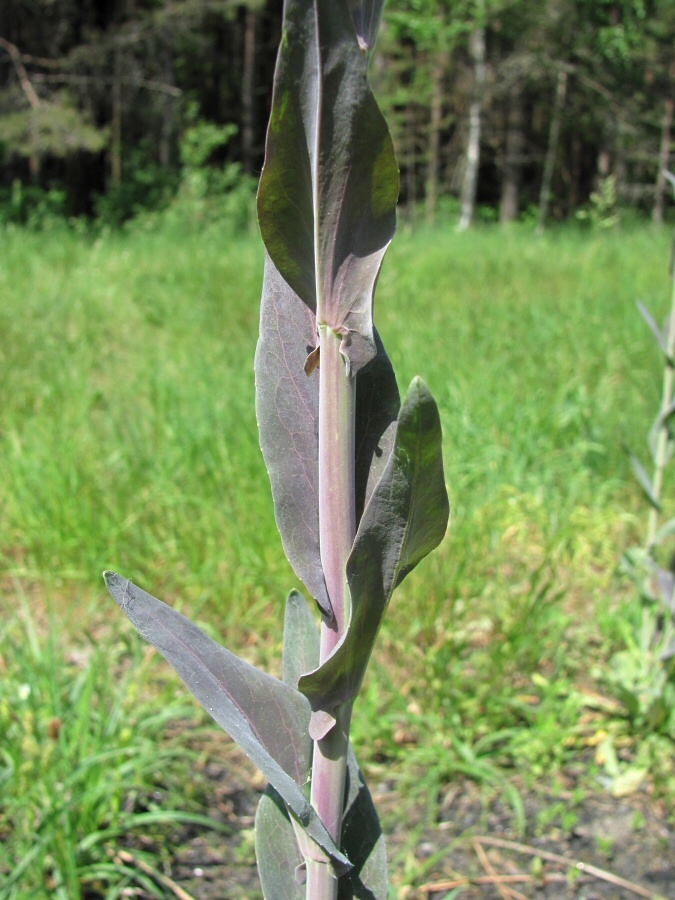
{"left": 103, "top": 572, "right": 350, "bottom": 872}
{"left": 255, "top": 255, "right": 330, "bottom": 616}
{"left": 337, "top": 745, "right": 387, "bottom": 898}
{"left": 256, "top": 787, "right": 305, "bottom": 899}
{"left": 298, "top": 377, "right": 449, "bottom": 715}
{"left": 258, "top": 0, "right": 398, "bottom": 375}
{"left": 283, "top": 590, "right": 321, "bottom": 689}
{"left": 255, "top": 756, "right": 387, "bottom": 899}
{"left": 355, "top": 330, "right": 400, "bottom": 524}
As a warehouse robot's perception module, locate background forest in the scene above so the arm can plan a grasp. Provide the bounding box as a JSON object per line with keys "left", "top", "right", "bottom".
{"left": 0, "top": 0, "right": 674, "bottom": 228}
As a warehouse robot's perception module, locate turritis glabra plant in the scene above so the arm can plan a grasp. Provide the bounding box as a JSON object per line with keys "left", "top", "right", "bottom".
{"left": 103, "top": 0, "right": 449, "bottom": 895}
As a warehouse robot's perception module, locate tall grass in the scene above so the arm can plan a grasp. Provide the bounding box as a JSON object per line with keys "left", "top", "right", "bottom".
{"left": 0, "top": 593, "right": 223, "bottom": 898}
{"left": 1, "top": 222, "right": 665, "bottom": 623}
{"left": 2, "top": 218, "right": 673, "bottom": 891}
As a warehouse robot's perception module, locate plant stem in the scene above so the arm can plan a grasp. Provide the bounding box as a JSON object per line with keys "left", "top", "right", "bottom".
{"left": 306, "top": 323, "right": 356, "bottom": 897}
{"left": 648, "top": 244, "right": 675, "bottom": 552}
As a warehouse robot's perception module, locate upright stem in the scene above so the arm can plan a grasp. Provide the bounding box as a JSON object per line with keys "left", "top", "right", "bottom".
{"left": 648, "top": 247, "right": 675, "bottom": 552}
{"left": 306, "top": 324, "right": 356, "bottom": 897}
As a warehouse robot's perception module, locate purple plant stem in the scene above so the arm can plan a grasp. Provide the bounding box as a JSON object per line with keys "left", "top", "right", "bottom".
{"left": 306, "top": 324, "right": 356, "bottom": 896}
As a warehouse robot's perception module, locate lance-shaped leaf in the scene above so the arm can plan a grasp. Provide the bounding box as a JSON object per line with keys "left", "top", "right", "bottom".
{"left": 103, "top": 572, "right": 350, "bottom": 872}
{"left": 256, "top": 254, "right": 400, "bottom": 617}
{"left": 282, "top": 589, "right": 321, "bottom": 689}
{"left": 299, "top": 378, "right": 449, "bottom": 717}
{"left": 355, "top": 330, "right": 400, "bottom": 524}
{"left": 338, "top": 744, "right": 387, "bottom": 898}
{"left": 629, "top": 454, "right": 661, "bottom": 510}
{"left": 256, "top": 749, "right": 388, "bottom": 899}
{"left": 256, "top": 787, "right": 306, "bottom": 898}
{"left": 637, "top": 301, "right": 670, "bottom": 360}
{"left": 347, "top": 0, "right": 386, "bottom": 53}
{"left": 257, "top": 590, "right": 387, "bottom": 897}
{"left": 258, "top": 0, "right": 398, "bottom": 375}
{"left": 255, "top": 255, "right": 330, "bottom": 615}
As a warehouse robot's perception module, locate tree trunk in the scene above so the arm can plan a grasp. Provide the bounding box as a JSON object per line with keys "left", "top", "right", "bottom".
{"left": 425, "top": 49, "right": 447, "bottom": 225}
{"left": 458, "top": 19, "right": 486, "bottom": 231}
{"left": 111, "top": 46, "right": 122, "bottom": 187}
{"left": 500, "top": 93, "right": 525, "bottom": 223}
{"left": 653, "top": 98, "right": 674, "bottom": 225}
{"left": 159, "top": 48, "right": 176, "bottom": 169}
{"left": 537, "top": 69, "right": 567, "bottom": 232}
{"left": 241, "top": 5, "right": 256, "bottom": 175}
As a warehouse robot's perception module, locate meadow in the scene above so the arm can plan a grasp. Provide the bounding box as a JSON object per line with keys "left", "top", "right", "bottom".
{"left": 1, "top": 217, "right": 674, "bottom": 897}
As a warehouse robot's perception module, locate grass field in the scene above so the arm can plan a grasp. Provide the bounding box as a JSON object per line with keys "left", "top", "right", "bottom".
{"left": 2, "top": 217, "right": 674, "bottom": 895}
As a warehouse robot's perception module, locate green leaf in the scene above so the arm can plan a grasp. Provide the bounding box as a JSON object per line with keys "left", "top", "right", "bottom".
{"left": 637, "top": 301, "right": 669, "bottom": 359}
{"left": 629, "top": 454, "right": 661, "bottom": 510}
{"left": 103, "top": 572, "right": 350, "bottom": 874}
{"left": 255, "top": 787, "right": 305, "bottom": 899}
{"left": 298, "top": 377, "right": 449, "bottom": 715}
{"left": 258, "top": 0, "right": 398, "bottom": 375}
{"left": 283, "top": 590, "right": 320, "bottom": 689}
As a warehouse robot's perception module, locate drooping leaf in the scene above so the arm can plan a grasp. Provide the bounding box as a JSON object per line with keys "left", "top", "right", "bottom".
{"left": 283, "top": 590, "right": 321, "bottom": 689}
{"left": 256, "top": 787, "right": 305, "bottom": 899}
{"left": 299, "top": 377, "right": 449, "bottom": 715}
{"left": 103, "top": 572, "right": 350, "bottom": 873}
{"left": 629, "top": 454, "right": 661, "bottom": 510}
{"left": 255, "top": 254, "right": 401, "bottom": 616}
{"left": 258, "top": 0, "right": 398, "bottom": 375}
{"left": 255, "top": 254, "right": 330, "bottom": 616}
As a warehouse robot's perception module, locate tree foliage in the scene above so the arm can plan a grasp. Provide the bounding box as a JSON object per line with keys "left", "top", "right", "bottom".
{"left": 0, "top": 0, "right": 672, "bottom": 223}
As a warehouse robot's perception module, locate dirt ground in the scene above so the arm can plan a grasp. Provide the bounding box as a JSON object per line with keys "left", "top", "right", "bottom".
{"left": 156, "top": 747, "right": 675, "bottom": 900}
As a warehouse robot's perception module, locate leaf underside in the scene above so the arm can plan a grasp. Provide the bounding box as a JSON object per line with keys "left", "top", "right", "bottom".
{"left": 255, "top": 253, "right": 400, "bottom": 619}
{"left": 103, "top": 572, "right": 349, "bottom": 872}
{"left": 299, "top": 377, "right": 449, "bottom": 716}
{"left": 256, "top": 787, "right": 305, "bottom": 899}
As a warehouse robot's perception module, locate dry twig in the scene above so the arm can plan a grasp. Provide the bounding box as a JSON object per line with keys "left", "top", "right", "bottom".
{"left": 114, "top": 849, "right": 196, "bottom": 900}
{"left": 475, "top": 836, "right": 662, "bottom": 899}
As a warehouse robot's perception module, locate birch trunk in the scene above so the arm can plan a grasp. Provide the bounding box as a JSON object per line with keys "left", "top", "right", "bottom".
{"left": 458, "top": 19, "right": 486, "bottom": 232}
{"left": 653, "top": 98, "right": 674, "bottom": 226}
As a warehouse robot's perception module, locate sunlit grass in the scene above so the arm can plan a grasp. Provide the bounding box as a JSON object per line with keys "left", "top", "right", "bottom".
{"left": 1, "top": 219, "right": 673, "bottom": 893}
{"left": 0, "top": 593, "right": 225, "bottom": 898}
